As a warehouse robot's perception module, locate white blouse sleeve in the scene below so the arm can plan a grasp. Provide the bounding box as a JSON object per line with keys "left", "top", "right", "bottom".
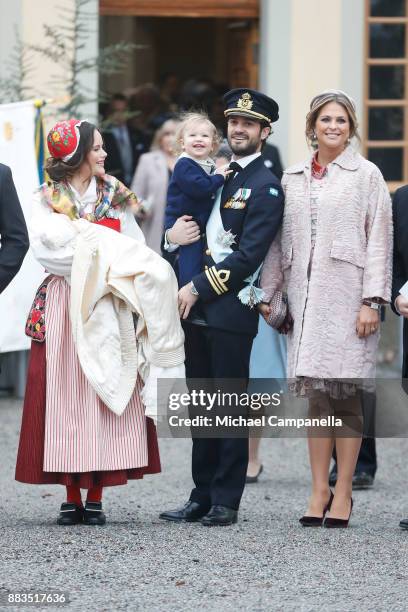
{"left": 29, "top": 191, "right": 78, "bottom": 277}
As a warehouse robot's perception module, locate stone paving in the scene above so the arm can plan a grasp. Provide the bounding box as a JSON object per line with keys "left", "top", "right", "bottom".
{"left": 1, "top": 398, "right": 408, "bottom": 611}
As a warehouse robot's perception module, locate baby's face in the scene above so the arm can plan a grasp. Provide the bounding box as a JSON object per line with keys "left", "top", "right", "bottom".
{"left": 182, "top": 121, "right": 214, "bottom": 160}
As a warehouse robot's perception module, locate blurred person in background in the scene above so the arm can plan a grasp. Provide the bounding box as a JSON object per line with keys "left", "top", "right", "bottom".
{"left": 128, "top": 84, "right": 169, "bottom": 145}
{"left": 247, "top": 140, "right": 285, "bottom": 482}
{"left": 391, "top": 180, "right": 408, "bottom": 530}
{"left": 131, "top": 117, "right": 179, "bottom": 253}
{"left": 0, "top": 164, "right": 29, "bottom": 295}
{"left": 102, "top": 93, "right": 149, "bottom": 187}
{"left": 247, "top": 325, "right": 287, "bottom": 483}
{"left": 159, "top": 73, "right": 181, "bottom": 112}
{"left": 214, "top": 141, "right": 232, "bottom": 168}
{"left": 329, "top": 393, "right": 377, "bottom": 490}
{"left": 262, "top": 141, "right": 284, "bottom": 180}
{"left": 179, "top": 79, "right": 219, "bottom": 120}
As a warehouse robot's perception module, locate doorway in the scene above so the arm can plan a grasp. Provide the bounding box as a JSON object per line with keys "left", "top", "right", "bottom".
{"left": 99, "top": 16, "right": 259, "bottom": 95}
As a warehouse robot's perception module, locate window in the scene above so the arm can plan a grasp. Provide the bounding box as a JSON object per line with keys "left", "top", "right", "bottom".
{"left": 365, "top": 0, "right": 408, "bottom": 191}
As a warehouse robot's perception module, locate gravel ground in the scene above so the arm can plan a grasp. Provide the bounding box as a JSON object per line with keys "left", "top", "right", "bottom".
{"left": 1, "top": 398, "right": 408, "bottom": 612}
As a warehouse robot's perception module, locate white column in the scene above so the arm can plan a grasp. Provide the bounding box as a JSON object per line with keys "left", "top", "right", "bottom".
{"left": 0, "top": 0, "right": 22, "bottom": 83}
{"left": 340, "top": 0, "right": 365, "bottom": 137}
{"left": 288, "top": 0, "right": 342, "bottom": 164}
{"left": 259, "top": 0, "right": 292, "bottom": 167}
{"left": 76, "top": 0, "right": 99, "bottom": 122}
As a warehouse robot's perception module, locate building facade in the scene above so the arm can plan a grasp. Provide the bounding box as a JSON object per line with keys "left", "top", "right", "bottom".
{"left": 0, "top": 0, "right": 402, "bottom": 383}
{"left": 2, "top": 0, "right": 402, "bottom": 178}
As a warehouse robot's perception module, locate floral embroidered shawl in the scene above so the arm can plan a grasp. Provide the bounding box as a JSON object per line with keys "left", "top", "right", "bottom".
{"left": 39, "top": 174, "right": 140, "bottom": 220}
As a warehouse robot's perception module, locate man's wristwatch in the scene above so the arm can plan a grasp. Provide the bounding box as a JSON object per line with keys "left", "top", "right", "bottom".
{"left": 190, "top": 282, "right": 199, "bottom": 296}
{"left": 362, "top": 299, "right": 380, "bottom": 311}
{"left": 164, "top": 229, "right": 173, "bottom": 247}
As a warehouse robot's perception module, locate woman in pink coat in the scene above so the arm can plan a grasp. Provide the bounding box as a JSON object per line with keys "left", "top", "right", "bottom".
{"left": 260, "top": 90, "right": 392, "bottom": 528}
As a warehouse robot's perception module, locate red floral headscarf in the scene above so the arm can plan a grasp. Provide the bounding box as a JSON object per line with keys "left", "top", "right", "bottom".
{"left": 47, "top": 119, "right": 83, "bottom": 161}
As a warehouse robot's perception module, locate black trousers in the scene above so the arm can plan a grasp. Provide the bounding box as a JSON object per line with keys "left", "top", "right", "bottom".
{"left": 183, "top": 322, "right": 254, "bottom": 510}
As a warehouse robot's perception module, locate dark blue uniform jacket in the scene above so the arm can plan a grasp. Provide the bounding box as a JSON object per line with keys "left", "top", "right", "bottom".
{"left": 192, "top": 155, "right": 284, "bottom": 336}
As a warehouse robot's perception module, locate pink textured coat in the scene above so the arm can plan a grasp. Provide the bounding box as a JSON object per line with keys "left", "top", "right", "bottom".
{"left": 261, "top": 147, "right": 393, "bottom": 380}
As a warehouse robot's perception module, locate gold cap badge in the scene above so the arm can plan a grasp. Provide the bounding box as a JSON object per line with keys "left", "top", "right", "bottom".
{"left": 237, "top": 92, "right": 253, "bottom": 111}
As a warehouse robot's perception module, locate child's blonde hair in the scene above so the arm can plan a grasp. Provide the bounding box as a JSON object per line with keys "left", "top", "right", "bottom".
{"left": 174, "top": 111, "right": 221, "bottom": 156}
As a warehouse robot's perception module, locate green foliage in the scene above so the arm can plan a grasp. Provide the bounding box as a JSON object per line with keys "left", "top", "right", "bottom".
{"left": 0, "top": 28, "right": 35, "bottom": 104}
{"left": 0, "top": 0, "right": 139, "bottom": 115}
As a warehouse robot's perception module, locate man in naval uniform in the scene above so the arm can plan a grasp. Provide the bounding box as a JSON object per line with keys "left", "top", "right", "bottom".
{"left": 160, "top": 89, "right": 284, "bottom": 526}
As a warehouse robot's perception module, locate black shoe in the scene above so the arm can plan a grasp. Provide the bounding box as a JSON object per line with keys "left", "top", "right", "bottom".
{"left": 246, "top": 464, "right": 263, "bottom": 484}
{"left": 324, "top": 498, "right": 353, "bottom": 529}
{"left": 201, "top": 505, "right": 238, "bottom": 526}
{"left": 83, "top": 501, "right": 106, "bottom": 525}
{"left": 352, "top": 471, "right": 374, "bottom": 490}
{"left": 57, "top": 502, "right": 84, "bottom": 526}
{"left": 329, "top": 467, "right": 337, "bottom": 487}
{"left": 159, "top": 501, "right": 210, "bottom": 522}
{"left": 399, "top": 518, "right": 408, "bottom": 530}
{"left": 299, "top": 491, "right": 334, "bottom": 527}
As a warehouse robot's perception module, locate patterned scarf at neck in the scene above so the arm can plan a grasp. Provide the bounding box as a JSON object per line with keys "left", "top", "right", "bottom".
{"left": 311, "top": 151, "right": 328, "bottom": 180}
{"left": 39, "top": 174, "right": 140, "bottom": 221}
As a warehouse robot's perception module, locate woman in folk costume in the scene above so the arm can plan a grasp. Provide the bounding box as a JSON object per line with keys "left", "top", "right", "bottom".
{"left": 15, "top": 119, "right": 185, "bottom": 526}
{"left": 260, "top": 91, "right": 392, "bottom": 528}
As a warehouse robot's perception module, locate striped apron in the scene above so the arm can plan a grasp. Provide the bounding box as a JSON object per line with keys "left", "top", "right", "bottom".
{"left": 43, "top": 276, "right": 148, "bottom": 473}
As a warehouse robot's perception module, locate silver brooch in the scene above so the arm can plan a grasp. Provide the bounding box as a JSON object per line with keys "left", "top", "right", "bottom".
{"left": 217, "top": 228, "right": 236, "bottom": 248}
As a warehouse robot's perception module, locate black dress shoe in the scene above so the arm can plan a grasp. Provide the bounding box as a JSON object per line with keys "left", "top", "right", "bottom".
{"left": 57, "top": 502, "right": 84, "bottom": 526}
{"left": 83, "top": 501, "right": 106, "bottom": 525}
{"left": 159, "top": 501, "right": 210, "bottom": 522}
{"left": 324, "top": 498, "right": 353, "bottom": 528}
{"left": 201, "top": 505, "right": 238, "bottom": 526}
{"left": 246, "top": 464, "right": 263, "bottom": 484}
{"left": 352, "top": 472, "right": 374, "bottom": 490}
{"left": 299, "top": 491, "right": 334, "bottom": 527}
{"left": 399, "top": 518, "right": 408, "bottom": 530}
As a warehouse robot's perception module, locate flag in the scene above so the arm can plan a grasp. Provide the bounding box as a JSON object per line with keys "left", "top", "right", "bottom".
{"left": 0, "top": 99, "right": 45, "bottom": 351}
{"left": 34, "top": 99, "right": 45, "bottom": 184}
